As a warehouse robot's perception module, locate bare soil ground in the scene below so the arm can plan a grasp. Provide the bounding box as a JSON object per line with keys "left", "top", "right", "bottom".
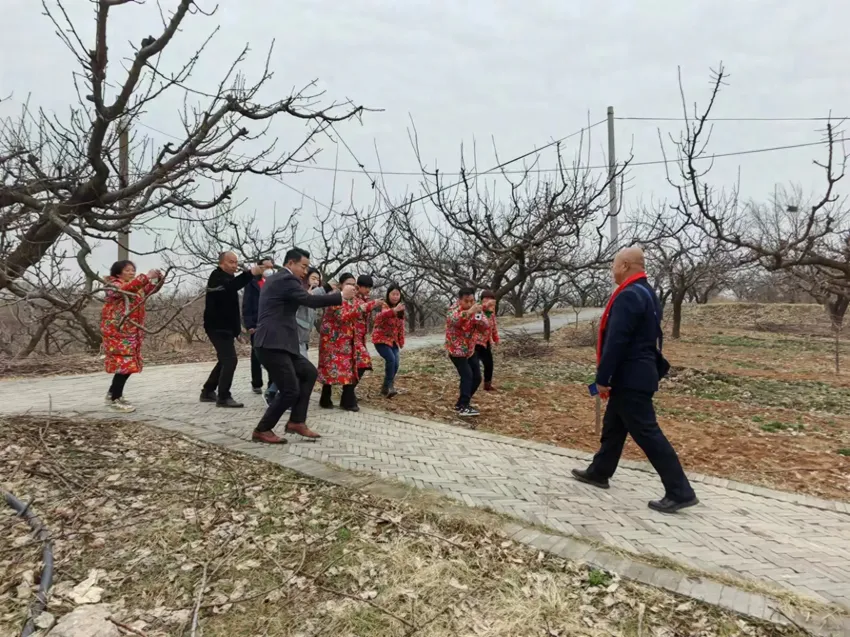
{"left": 0, "top": 415, "right": 801, "bottom": 637}
{"left": 355, "top": 303, "right": 850, "bottom": 503}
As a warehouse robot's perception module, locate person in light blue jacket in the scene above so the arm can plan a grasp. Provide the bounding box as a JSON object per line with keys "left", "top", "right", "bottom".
{"left": 265, "top": 268, "right": 324, "bottom": 404}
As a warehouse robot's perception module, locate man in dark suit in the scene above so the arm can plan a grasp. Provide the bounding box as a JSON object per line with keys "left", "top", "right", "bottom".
{"left": 242, "top": 256, "right": 275, "bottom": 394}
{"left": 202, "top": 252, "right": 268, "bottom": 407}
{"left": 572, "top": 246, "right": 698, "bottom": 514}
{"left": 251, "top": 247, "right": 356, "bottom": 444}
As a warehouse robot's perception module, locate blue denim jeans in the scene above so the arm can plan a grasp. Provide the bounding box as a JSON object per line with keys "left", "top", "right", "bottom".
{"left": 375, "top": 343, "right": 400, "bottom": 387}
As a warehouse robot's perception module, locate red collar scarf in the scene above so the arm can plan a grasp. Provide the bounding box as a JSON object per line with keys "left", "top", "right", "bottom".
{"left": 596, "top": 272, "right": 648, "bottom": 364}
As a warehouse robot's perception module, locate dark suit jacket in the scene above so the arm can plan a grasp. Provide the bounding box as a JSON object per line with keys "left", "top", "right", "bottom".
{"left": 241, "top": 277, "right": 263, "bottom": 330}
{"left": 203, "top": 268, "right": 254, "bottom": 337}
{"left": 253, "top": 270, "right": 343, "bottom": 355}
{"left": 595, "top": 279, "right": 663, "bottom": 394}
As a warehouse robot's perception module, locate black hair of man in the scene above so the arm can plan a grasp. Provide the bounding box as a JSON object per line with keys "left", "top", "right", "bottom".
{"left": 110, "top": 260, "right": 136, "bottom": 277}
{"left": 283, "top": 247, "right": 310, "bottom": 265}
{"left": 257, "top": 256, "right": 274, "bottom": 266}
{"left": 480, "top": 289, "right": 496, "bottom": 300}
{"left": 357, "top": 274, "right": 374, "bottom": 288}
{"left": 338, "top": 272, "right": 355, "bottom": 285}
{"left": 458, "top": 286, "right": 475, "bottom": 298}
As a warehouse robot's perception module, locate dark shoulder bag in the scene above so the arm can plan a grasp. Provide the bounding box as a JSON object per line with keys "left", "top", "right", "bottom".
{"left": 633, "top": 285, "right": 671, "bottom": 380}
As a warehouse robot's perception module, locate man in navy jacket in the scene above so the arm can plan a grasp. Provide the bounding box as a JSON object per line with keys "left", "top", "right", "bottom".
{"left": 572, "top": 247, "right": 698, "bottom": 514}
{"left": 242, "top": 257, "right": 274, "bottom": 394}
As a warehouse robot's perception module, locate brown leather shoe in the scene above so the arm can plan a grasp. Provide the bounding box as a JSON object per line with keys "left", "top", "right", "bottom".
{"left": 252, "top": 430, "right": 287, "bottom": 444}
{"left": 285, "top": 422, "right": 321, "bottom": 439}
{"left": 484, "top": 382, "right": 495, "bottom": 391}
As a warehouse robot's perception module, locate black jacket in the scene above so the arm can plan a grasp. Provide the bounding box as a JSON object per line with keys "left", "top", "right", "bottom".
{"left": 253, "top": 270, "right": 343, "bottom": 355}
{"left": 203, "top": 267, "right": 254, "bottom": 337}
{"left": 595, "top": 279, "right": 664, "bottom": 394}
{"left": 241, "top": 277, "right": 263, "bottom": 330}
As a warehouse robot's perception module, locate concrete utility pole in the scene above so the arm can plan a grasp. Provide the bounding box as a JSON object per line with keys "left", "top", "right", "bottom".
{"left": 117, "top": 120, "right": 130, "bottom": 261}
{"left": 607, "top": 106, "right": 618, "bottom": 249}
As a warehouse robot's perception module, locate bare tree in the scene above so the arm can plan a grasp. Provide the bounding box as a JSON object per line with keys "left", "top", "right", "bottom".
{"left": 0, "top": 0, "right": 366, "bottom": 356}
{"left": 639, "top": 207, "right": 736, "bottom": 338}
{"left": 663, "top": 64, "right": 849, "bottom": 331}
{"left": 388, "top": 128, "right": 632, "bottom": 315}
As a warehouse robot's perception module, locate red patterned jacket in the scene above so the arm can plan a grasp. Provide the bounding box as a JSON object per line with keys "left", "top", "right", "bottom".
{"left": 475, "top": 310, "right": 500, "bottom": 347}
{"left": 372, "top": 306, "right": 406, "bottom": 348}
{"left": 445, "top": 303, "right": 489, "bottom": 358}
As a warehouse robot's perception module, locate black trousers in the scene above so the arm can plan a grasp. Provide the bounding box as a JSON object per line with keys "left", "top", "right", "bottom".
{"left": 340, "top": 367, "right": 367, "bottom": 409}
{"left": 249, "top": 333, "right": 268, "bottom": 389}
{"left": 203, "top": 330, "right": 238, "bottom": 399}
{"left": 108, "top": 373, "right": 130, "bottom": 400}
{"left": 588, "top": 389, "right": 696, "bottom": 502}
{"left": 255, "top": 347, "right": 317, "bottom": 431}
{"left": 450, "top": 353, "right": 481, "bottom": 408}
{"left": 475, "top": 343, "right": 494, "bottom": 383}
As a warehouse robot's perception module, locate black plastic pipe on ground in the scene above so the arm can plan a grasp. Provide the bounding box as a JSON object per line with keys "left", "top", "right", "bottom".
{"left": 3, "top": 491, "right": 54, "bottom": 637}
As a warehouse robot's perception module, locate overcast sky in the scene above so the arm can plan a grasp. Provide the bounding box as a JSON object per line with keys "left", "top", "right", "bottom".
{"left": 2, "top": 0, "right": 848, "bottom": 275}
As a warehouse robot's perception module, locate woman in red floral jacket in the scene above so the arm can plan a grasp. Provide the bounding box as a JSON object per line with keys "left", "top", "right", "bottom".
{"left": 100, "top": 260, "right": 163, "bottom": 412}
{"left": 317, "top": 274, "right": 380, "bottom": 412}
{"left": 475, "top": 289, "right": 500, "bottom": 390}
{"left": 445, "top": 287, "right": 490, "bottom": 417}
{"left": 372, "top": 283, "right": 406, "bottom": 398}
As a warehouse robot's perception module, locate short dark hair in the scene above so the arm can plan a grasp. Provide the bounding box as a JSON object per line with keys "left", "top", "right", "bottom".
{"left": 357, "top": 274, "right": 374, "bottom": 288}
{"left": 338, "top": 272, "right": 355, "bottom": 285}
{"left": 284, "top": 247, "right": 309, "bottom": 264}
{"left": 458, "top": 286, "right": 475, "bottom": 298}
{"left": 258, "top": 256, "right": 274, "bottom": 265}
{"left": 480, "top": 289, "right": 496, "bottom": 300}
{"left": 110, "top": 260, "right": 136, "bottom": 278}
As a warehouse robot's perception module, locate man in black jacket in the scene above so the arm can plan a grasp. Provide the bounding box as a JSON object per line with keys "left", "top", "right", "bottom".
{"left": 242, "top": 256, "right": 275, "bottom": 394}
{"left": 202, "top": 252, "right": 268, "bottom": 407}
{"left": 251, "top": 247, "right": 356, "bottom": 444}
{"left": 572, "top": 247, "right": 698, "bottom": 514}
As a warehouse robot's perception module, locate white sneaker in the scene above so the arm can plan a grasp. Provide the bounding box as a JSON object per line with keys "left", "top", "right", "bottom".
{"left": 109, "top": 397, "right": 136, "bottom": 413}
{"left": 457, "top": 406, "right": 480, "bottom": 417}
{"left": 104, "top": 393, "right": 113, "bottom": 405}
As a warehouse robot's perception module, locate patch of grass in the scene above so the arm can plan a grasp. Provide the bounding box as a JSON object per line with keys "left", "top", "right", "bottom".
{"left": 760, "top": 421, "right": 805, "bottom": 433}
{"left": 837, "top": 448, "right": 850, "bottom": 457}
{"left": 586, "top": 568, "right": 612, "bottom": 588}
{"left": 669, "top": 368, "right": 850, "bottom": 415}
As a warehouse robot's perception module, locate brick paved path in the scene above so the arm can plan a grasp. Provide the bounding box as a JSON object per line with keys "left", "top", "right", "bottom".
{"left": 2, "top": 315, "right": 849, "bottom": 610}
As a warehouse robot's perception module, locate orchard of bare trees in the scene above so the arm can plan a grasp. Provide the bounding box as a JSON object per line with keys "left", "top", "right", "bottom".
{"left": 1, "top": 2, "right": 847, "bottom": 365}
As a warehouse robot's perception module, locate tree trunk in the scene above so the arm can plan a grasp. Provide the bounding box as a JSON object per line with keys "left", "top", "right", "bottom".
{"left": 543, "top": 311, "right": 551, "bottom": 342}
{"left": 510, "top": 294, "right": 524, "bottom": 318}
{"left": 16, "top": 318, "right": 54, "bottom": 359}
{"left": 671, "top": 291, "right": 686, "bottom": 339}
{"left": 826, "top": 294, "right": 849, "bottom": 375}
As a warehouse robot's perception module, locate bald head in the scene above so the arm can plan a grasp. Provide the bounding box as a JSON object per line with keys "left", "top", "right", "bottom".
{"left": 612, "top": 246, "right": 646, "bottom": 285}
{"left": 218, "top": 251, "right": 239, "bottom": 274}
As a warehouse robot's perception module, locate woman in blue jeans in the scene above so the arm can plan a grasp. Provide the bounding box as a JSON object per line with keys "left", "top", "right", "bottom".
{"left": 371, "top": 284, "right": 406, "bottom": 398}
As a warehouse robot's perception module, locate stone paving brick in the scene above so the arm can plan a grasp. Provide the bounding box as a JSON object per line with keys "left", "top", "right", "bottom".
{"left": 2, "top": 356, "right": 850, "bottom": 611}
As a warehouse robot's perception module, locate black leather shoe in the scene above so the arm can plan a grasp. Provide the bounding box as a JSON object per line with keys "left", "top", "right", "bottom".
{"left": 216, "top": 397, "right": 244, "bottom": 408}
{"left": 251, "top": 386, "right": 262, "bottom": 395}
{"left": 571, "top": 468, "right": 610, "bottom": 489}
{"left": 648, "top": 496, "right": 699, "bottom": 514}
{"left": 200, "top": 391, "right": 217, "bottom": 403}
